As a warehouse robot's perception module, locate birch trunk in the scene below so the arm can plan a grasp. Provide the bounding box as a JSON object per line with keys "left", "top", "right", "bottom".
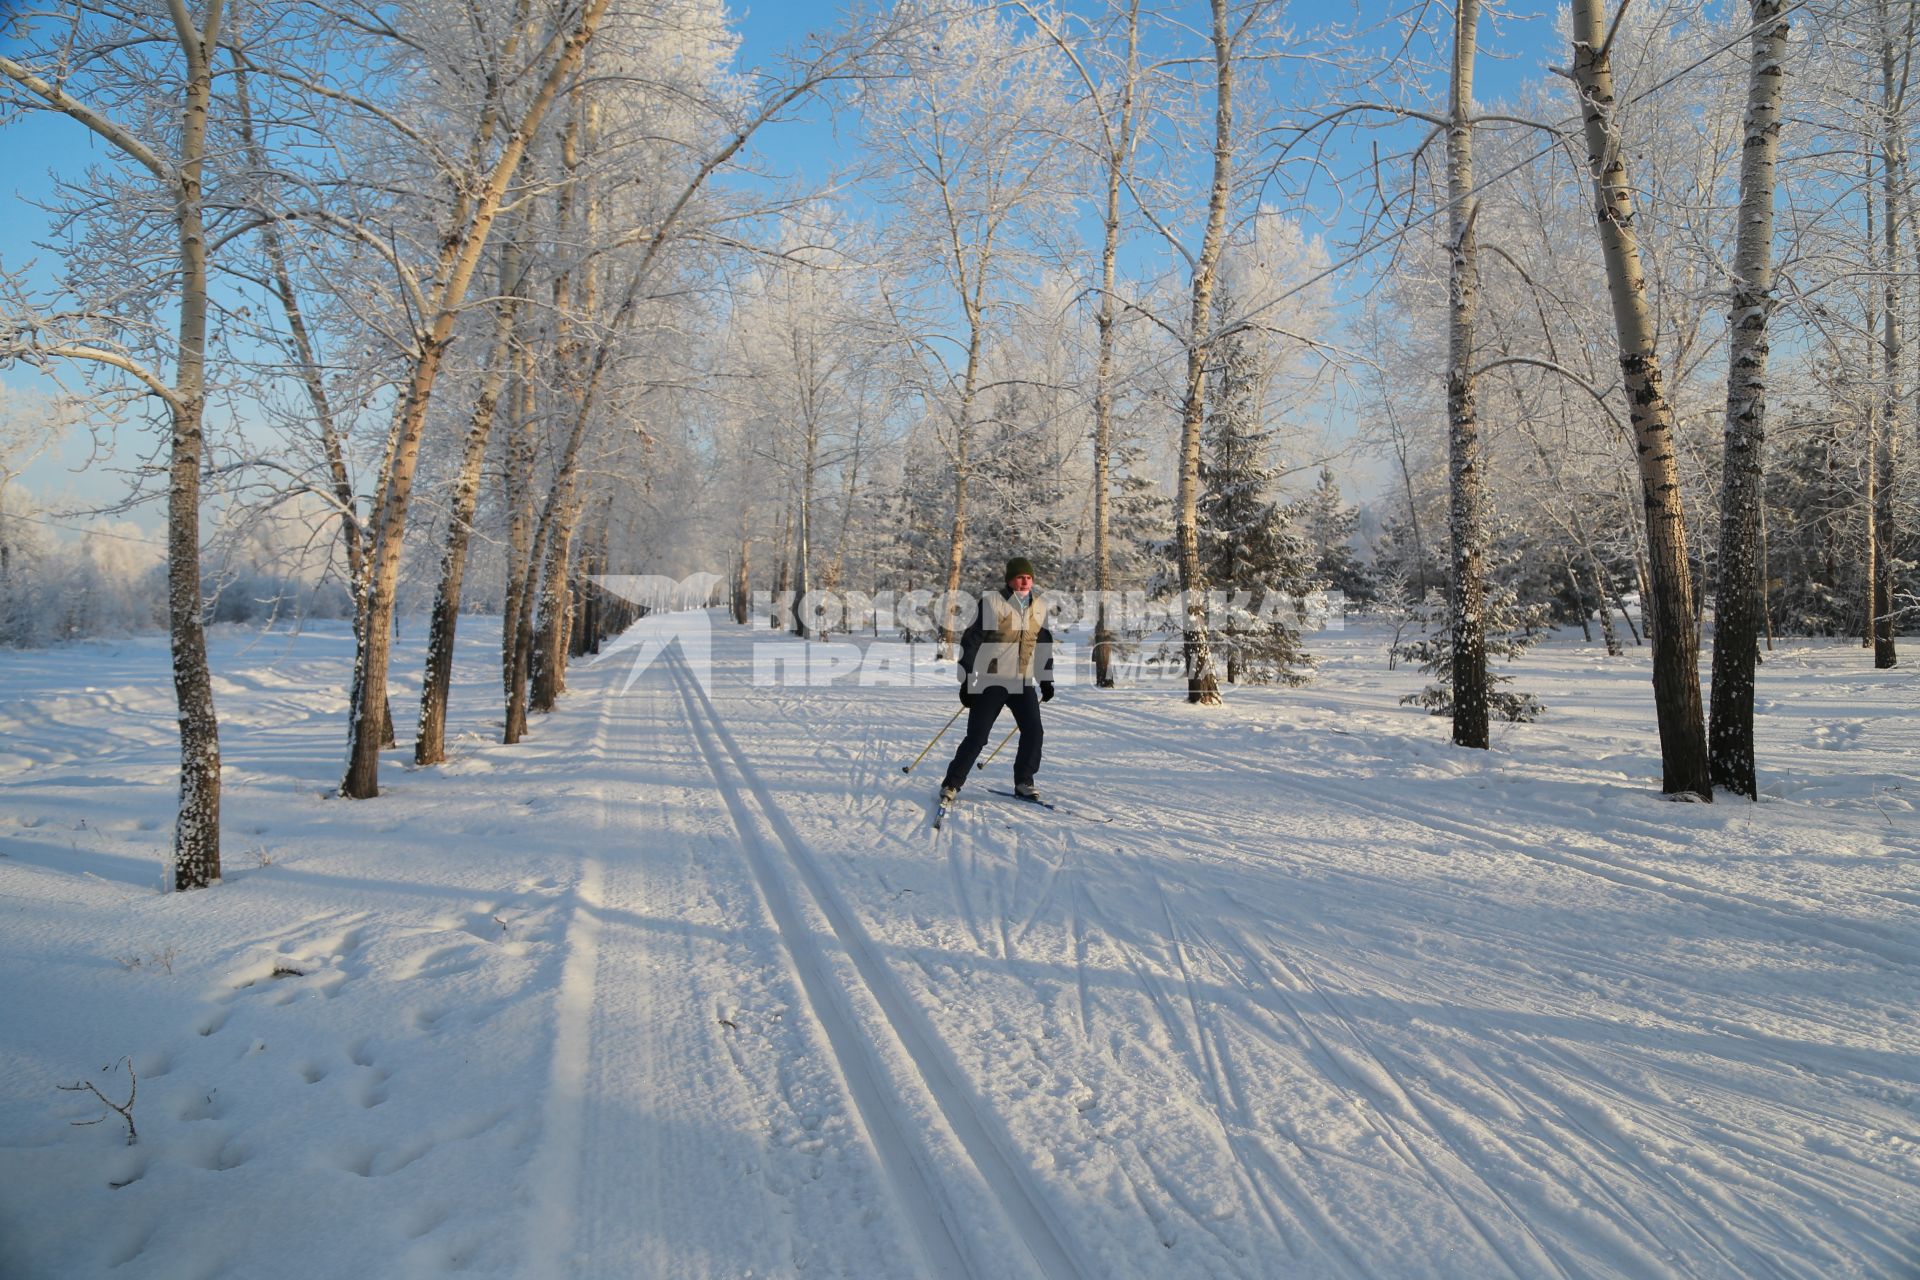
{"left": 1708, "top": 0, "right": 1789, "bottom": 798}
{"left": 531, "top": 511, "right": 580, "bottom": 712}
{"left": 528, "top": 350, "right": 618, "bottom": 714}
{"left": 774, "top": 499, "right": 792, "bottom": 598}
{"left": 1446, "top": 0, "right": 1489, "bottom": 749}
{"left": 501, "top": 333, "right": 537, "bottom": 744}
{"left": 558, "top": 513, "right": 587, "bottom": 664}
{"left": 529, "top": 312, "right": 623, "bottom": 714}
{"left": 507, "top": 465, "right": 547, "bottom": 744}
{"left": 733, "top": 541, "right": 751, "bottom": 625}
{"left": 1174, "top": 0, "right": 1236, "bottom": 706}
{"left": 166, "top": 0, "right": 225, "bottom": 888}
{"left": 1570, "top": 0, "right": 1712, "bottom": 798}
{"left": 793, "top": 432, "right": 815, "bottom": 638}
{"left": 416, "top": 236, "right": 525, "bottom": 766}
{"left": 341, "top": 0, "right": 610, "bottom": 799}
{"left": 3, "top": 3, "right": 232, "bottom": 886}
{"left": 939, "top": 330, "right": 983, "bottom": 656}
{"left": 1861, "top": 160, "right": 1878, "bottom": 650}
{"left": 1090, "top": 0, "right": 1142, "bottom": 690}
{"left": 1591, "top": 560, "right": 1623, "bottom": 656}
{"left": 1872, "top": 0, "right": 1906, "bottom": 670}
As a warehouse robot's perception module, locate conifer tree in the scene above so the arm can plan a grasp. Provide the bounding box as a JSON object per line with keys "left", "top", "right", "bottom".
{"left": 1300, "top": 466, "right": 1372, "bottom": 603}
{"left": 966, "top": 386, "right": 1072, "bottom": 583}
{"left": 1196, "top": 287, "right": 1313, "bottom": 684}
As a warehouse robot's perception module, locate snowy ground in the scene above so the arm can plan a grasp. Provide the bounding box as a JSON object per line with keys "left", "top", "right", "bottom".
{"left": 1, "top": 613, "right": 1916, "bottom": 1279}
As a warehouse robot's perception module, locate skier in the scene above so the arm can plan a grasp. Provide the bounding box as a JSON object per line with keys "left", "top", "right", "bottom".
{"left": 938, "top": 556, "right": 1054, "bottom": 812}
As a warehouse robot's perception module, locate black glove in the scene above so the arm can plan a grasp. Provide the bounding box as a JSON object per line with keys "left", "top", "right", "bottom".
{"left": 1040, "top": 682, "right": 1055, "bottom": 703}
{"left": 959, "top": 683, "right": 975, "bottom": 709}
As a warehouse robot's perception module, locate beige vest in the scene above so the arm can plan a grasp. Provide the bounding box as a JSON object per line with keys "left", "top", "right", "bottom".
{"left": 976, "top": 590, "right": 1048, "bottom": 683}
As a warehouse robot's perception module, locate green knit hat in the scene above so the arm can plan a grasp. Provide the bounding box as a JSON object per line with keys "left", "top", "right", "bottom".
{"left": 1005, "top": 556, "right": 1035, "bottom": 582}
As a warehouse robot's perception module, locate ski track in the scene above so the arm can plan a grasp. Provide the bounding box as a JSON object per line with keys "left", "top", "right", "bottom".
{"left": 737, "top": 637, "right": 1915, "bottom": 1278}
{"left": 781, "top": 677, "right": 1527, "bottom": 1275}
{"left": 530, "top": 653, "right": 932, "bottom": 1278}
{"left": 665, "top": 647, "right": 1091, "bottom": 1280}
{"left": 4, "top": 622, "right": 1914, "bottom": 1279}
{"left": 1088, "top": 698, "right": 1920, "bottom": 970}
{"left": 524, "top": 854, "right": 604, "bottom": 1279}
{"left": 1072, "top": 696, "right": 1916, "bottom": 1276}
{"left": 524, "top": 689, "right": 614, "bottom": 1279}
{"left": 1065, "top": 843, "right": 1565, "bottom": 1279}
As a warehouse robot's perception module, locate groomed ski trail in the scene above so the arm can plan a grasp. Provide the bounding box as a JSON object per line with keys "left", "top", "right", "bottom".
{"left": 664, "top": 646, "right": 1092, "bottom": 1280}
{"left": 521, "top": 652, "right": 921, "bottom": 1278}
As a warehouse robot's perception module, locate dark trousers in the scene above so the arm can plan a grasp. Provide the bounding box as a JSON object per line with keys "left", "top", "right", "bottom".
{"left": 941, "top": 684, "right": 1042, "bottom": 791}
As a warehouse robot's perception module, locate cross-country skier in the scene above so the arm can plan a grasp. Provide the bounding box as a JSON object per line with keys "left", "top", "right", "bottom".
{"left": 938, "top": 556, "right": 1054, "bottom": 811}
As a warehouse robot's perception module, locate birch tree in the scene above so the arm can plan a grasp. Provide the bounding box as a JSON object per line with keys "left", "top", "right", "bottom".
{"left": 1170, "top": 0, "right": 1275, "bottom": 704}
{"left": 513, "top": 15, "right": 898, "bottom": 710}
{"left": 864, "top": 3, "right": 1071, "bottom": 655}
{"left": 339, "top": 0, "right": 613, "bottom": 798}
{"left": 726, "top": 227, "right": 879, "bottom": 640}
{"left": 1568, "top": 0, "right": 1713, "bottom": 798}
{"left": 0, "top": 0, "right": 234, "bottom": 886}
{"left": 1868, "top": 0, "right": 1910, "bottom": 669}
{"left": 1446, "top": 0, "right": 1490, "bottom": 748}
{"left": 415, "top": 219, "right": 529, "bottom": 766}
{"left": 1708, "top": 0, "right": 1790, "bottom": 798}
{"left": 1020, "top": 0, "right": 1149, "bottom": 687}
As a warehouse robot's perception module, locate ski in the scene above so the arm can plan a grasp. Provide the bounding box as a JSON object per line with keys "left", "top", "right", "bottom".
{"left": 986, "top": 789, "right": 1113, "bottom": 824}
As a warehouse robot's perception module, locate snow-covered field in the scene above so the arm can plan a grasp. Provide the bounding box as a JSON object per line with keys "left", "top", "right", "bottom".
{"left": 2, "top": 614, "right": 1915, "bottom": 1279}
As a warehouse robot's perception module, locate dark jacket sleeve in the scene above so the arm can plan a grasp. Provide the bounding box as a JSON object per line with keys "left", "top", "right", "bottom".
{"left": 957, "top": 594, "right": 986, "bottom": 678}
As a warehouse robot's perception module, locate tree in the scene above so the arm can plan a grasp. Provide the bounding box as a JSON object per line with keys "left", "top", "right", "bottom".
{"left": 1020, "top": 0, "right": 1151, "bottom": 687}
{"left": 340, "top": 0, "right": 616, "bottom": 798}
{"left": 1197, "top": 282, "right": 1312, "bottom": 684}
{"left": 1868, "top": 0, "right": 1909, "bottom": 669}
{"left": 1, "top": 0, "right": 236, "bottom": 886}
{"left": 1708, "top": 0, "right": 1791, "bottom": 799}
{"left": 725, "top": 222, "right": 879, "bottom": 640}
{"left": 865, "top": 2, "right": 1072, "bottom": 655}
{"left": 1445, "top": 0, "right": 1490, "bottom": 749}
{"left": 1169, "top": 0, "right": 1273, "bottom": 705}
{"left": 1393, "top": 586, "right": 1551, "bottom": 722}
{"left": 415, "top": 211, "right": 530, "bottom": 766}
{"left": 1568, "top": 0, "right": 1712, "bottom": 798}
{"left": 1300, "top": 467, "right": 1370, "bottom": 601}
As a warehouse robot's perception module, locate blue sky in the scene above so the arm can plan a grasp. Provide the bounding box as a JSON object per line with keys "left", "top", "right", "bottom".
{"left": 1, "top": 0, "right": 1576, "bottom": 521}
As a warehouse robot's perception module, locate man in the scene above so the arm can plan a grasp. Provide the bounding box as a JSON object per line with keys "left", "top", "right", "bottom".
{"left": 939, "top": 556, "right": 1055, "bottom": 810}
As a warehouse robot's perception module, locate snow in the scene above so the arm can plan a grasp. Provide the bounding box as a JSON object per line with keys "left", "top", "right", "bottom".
{"left": 1, "top": 615, "right": 1916, "bottom": 1278}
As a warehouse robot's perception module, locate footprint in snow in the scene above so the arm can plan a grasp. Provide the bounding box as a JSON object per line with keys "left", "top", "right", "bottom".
{"left": 395, "top": 942, "right": 485, "bottom": 982}
{"left": 1807, "top": 720, "right": 1867, "bottom": 750}
{"left": 106, "top": 1220, "right": 158, "bottom": 1268}
{"left": 358, "top": 1062, "right": 393, "bottom": 1109}
{"left": 177, "top": 1089, "right": 226, "bottom": 1122}
{"left": 184, "top": 1130, "right": 250, "bottom": 1172}
{"left": 405, "top": 1204, "right": 452, "bottom": 1239}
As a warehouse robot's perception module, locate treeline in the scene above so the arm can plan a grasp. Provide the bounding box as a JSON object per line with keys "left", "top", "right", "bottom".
{"left": 0, "top": 0, "right": 1913, "bottom": 888}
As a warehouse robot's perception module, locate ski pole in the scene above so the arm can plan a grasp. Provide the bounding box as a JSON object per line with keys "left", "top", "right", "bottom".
{"left": 976, "top": 726, "right": 1017, "bottom": 771}
{"left": 902, "top": 707, "right": 965, "bottom": 774}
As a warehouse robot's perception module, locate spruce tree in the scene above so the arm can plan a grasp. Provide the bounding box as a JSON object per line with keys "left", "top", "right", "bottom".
{"left": 1195, "top": 286, "right": 1313, "bottom": 684}
{"left": 966, "top": 386, "right": 1071, "bottom": 584}
{"left": 1300, "top": 466, "right": 1373, "bottom": 603}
